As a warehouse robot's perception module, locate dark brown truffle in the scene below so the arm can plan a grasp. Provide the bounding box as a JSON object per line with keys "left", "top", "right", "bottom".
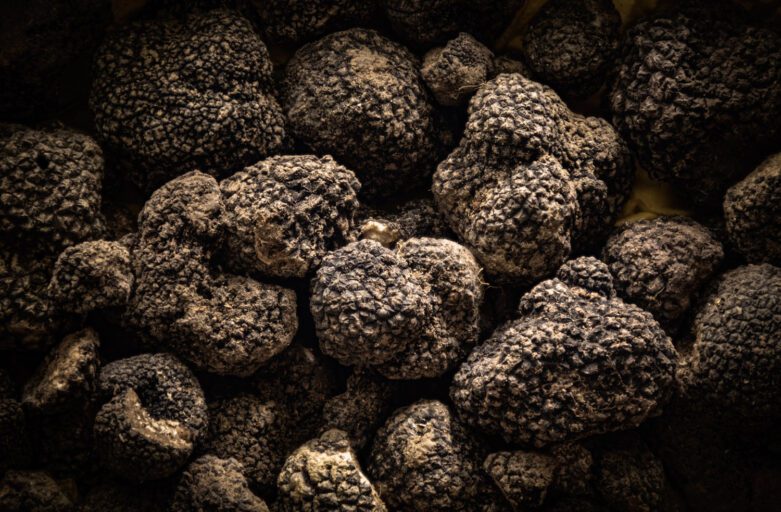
{"left": 172, "top": 455, "right": 270, "bottom": 512}
{"left": 421, "top": 33, "right": 495, "bottom": 106}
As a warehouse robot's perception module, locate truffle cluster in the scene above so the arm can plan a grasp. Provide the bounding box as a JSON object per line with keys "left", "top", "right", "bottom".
{"left": 2, "top": 1, "right": 781, "bottom": 511}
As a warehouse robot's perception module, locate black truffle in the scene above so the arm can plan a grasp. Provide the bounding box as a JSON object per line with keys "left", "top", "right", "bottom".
{"left": 0, "top": 470, "right": 74, "bottom": 512}
{"left": 220, "top": 155, "right": 361, "bottom": 278}
{"left": 522, "top": 0, "right": 621, "bottom": 99}
{"left": 421, "top": 33, "right": 495, "bottom": 106}
{"left": 283, "top": 28, "right": 444, "bottom": 200}
{"left": 0, "top": 398, "right": 30, "bottom": 473}
{"left": 90, "top": 9, "right": 286, "bottom": 191}
{"left": 311, "top": 237, "right": 483, "bottom": 379}
{"left": 483, "top": 450, "right": 558, "bottom": 510}
{"left": 357, "top": 198, "right": 452, "bottom": 248}
{"left": 451, "top": 257, "right": 677, "bottom": 447}
{"left": 603, "top": 217, "right": 724, "bottom": 329}
{"left": 610, "top": 2, "right": 781, "bottom": 202}
{"left": 433, "top": 74, "right": 633, "bottom": 284}
{"left": 277, "top": 429, "right": 387, "bottom": 511}
{"left": 94, "top": 353, "right": 208, "bottom": 481}
{"left": 172, "top": 455, "right": 270, "bottom": 512}
{"left": 724, "top": 152, "right": 781, "bottom": 264}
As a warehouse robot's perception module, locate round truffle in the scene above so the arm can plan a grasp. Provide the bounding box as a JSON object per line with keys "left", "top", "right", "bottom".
{"left": 283, "top": 28, "right": 443, "bottom": 200}
{"left": 94, "top": 353, "right": 208, "bottom": 481}
{"left": 724, "top": 152, "right": 781, "bottom": 264}
{"left": 0, "top": 470, "right": 74, "bottom": 512}
{"left": 368, "top": 400, "right": 489, "bottom": 511}
{"left": 421, "top": 33, "right": 495, "bottom": 106}
{"left": 90, "top": 9, "right": 286, "bottom": 191}
{"left": 610, "top": 3, "right": 781, "bottom": 201}
{"left": 277, "top": 429, "right": 386, "bottom": 511}
{"left": 522, "top": 0, "right": 621, "bottom": 99}
{"left": 220, "top": 155, "right": 361, "bottom": 278}
{"left": 172, "top": 456, "right": 270, "bottom": 512}
{"left": 451, "top": 257, "right": 677, "bottom": 447}
{"left": 603, "top": 217, "right": 724, "bottom": 328}
{"left": 433, "top": 74, "right": 633, "bottom": 284}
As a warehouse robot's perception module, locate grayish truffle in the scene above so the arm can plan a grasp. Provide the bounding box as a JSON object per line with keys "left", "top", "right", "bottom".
{"left": 277, "top": 429, "right": 386, "bottom": 512}
{"left": 368, "top": 400, "right": 489, "bottom": 511}
{"left": 126, "top": 171, "right": 297, "bottom": 376}
{"left": 48, "top": 241, "right": 133, "bottom": 314}
{"left": 421, "top": 33, "right": 495, "bottom": 106}
{"left": 94, "top": 353, "right": 208, "bottom": 481}
{"left": 433, "top": 74, "right": 633, "bottom": 284}
{"left": 0, "top": 470, "right": 74, "bottom": 512}
{"left": 283, "top": 28, "right": 443, "bottom": 200}
{"left": 172, "top": 455, "right": 270, "bottom": 512}
{"left": 311, "top": 237, "right": 483, "bottom": 379}
{"left": 90, "top": 9, "right": 286, "bottom": 191}
{"left": 451, "top": 257, "right": 677, "bottom": 447}
{"left": 603, "top": 217, "right": 724, "bottom": 329}
{"left": 220, "top": 155, "right": 361, "bottom": 278}
{"left": 522, "top": 0, "right": 621, "bottom": 99}
{"left": 724, "top": 152, "right": 781, "bottom": 264}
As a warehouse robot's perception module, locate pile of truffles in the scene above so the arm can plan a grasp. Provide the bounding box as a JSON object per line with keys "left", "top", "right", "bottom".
{"left": 1, "top": 1, "right": 780, "bottom": 511}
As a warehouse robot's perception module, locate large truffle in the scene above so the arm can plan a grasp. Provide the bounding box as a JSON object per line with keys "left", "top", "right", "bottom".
{"left": 433, "top": 74, "right": 633, "bottom": 284}
{"left": 311, "top": 237, "right": 483, "bottom": 379}
{"left": 603, "top": 217, "right": 724, "bottom": 329}
{"left": 421, "top": 32, "right": 495, "bottom": 107}
{"left": 384, "top": 0, "right": 523, "bottom": 47}
{"left": 126, "top": 171, "right": 298, "bottom": 376}
{"left": 451, "top": 257, "right": 677, "bottom": 447}
{"left": 220, "top": 155, "right": 361, "bottom": 278}
{"left": 522, "top": 0, "right": 621, "bottom": 99}
{"left": 172, "top": 455, "right": 270, "bottom": 512}
{"left": 368, "top": 400, "right": 490, "bottom": 511}
{"left": 610, "top": 2, "right": 781, "bottom": 201}
{"left": 94, "top": 353, "right": 208, "bottom": 481}
{"left": 90, "top": 9, "right": 286, "bottom": 191}
{"left": 277, "top": 429, "right": 386, "bottom": 511}
{"left": 724, "top": 152, "right": 781, "bottom": 264}
{"left": 283, "top": 28, "right": 444, "bottom": 200}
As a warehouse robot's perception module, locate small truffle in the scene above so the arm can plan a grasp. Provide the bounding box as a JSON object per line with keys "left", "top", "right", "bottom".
{"left": 172, "top": 455, "right": 270, "bottom": 512}
{"left": 522, "top": 0, "right": 621, "bottom": 99}
{"left": 724, "top": 152, "right": 781, "bottom": 264}
{"left": 433, "top": 74, "right": 633, "bottom": 284}
{"left": 603, "top": 217, "right": 724, "bottom": 329}
{"left": 483, "top": 451, "right": 558, "bottom": 510}
{"left": 48, "top": 240, "right": 133, "bottom": 314}
{"left": 595, "top": 441, "right": 667, "bottom": 512}
{"left": 368, "top": 400, "right": 490, "bottom": 511}
{"left": 94, "top": 353, "right": 208, "bottom": 481}
{"left": 277, "top": 429, "right": 386, "bottom": 511}
{"left": 0, "top": 470, "right": 74, "bottom": 512}
{"left": 220, "top": 155, "right": 361, "bottom": 278}
{"left": 283, "top": 28, "right": 443, "bottom": 200}
{"left": 421, "top": 33, "right": 495, "bottom": 106}
{"left": 311, "top": 238, "right": 483, "bottom": 379}
{"left": 90, "top": 9, "right": 286, "bottom": 190}
{"left": 451, "top": 257, "right": 677, "bottom": 447}
{"left": 610, "top": 3, "right": 781, "bottom": 201}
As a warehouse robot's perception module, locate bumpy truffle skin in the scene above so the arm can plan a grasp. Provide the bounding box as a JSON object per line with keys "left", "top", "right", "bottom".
{"left": 421, "top": 33, "right": 495, "bottom": 106}
{"left": 248, "top": 0, "right": 379, "bottom": 44}
{"left": 90, "top": 9, "right": 286, "bottom": 191}
{"left": 0, "top": 471, "right": 74, "bottom": 512}
{"left": 0, "top": 124, "right": 104, "bottom": 249}
{"left": 48, "top": 240, "right": 132, "bottom": 315}
{"left": 523, "top": 0, "right": 621, "bottom": 99}
{"left": 484, "top": 451, "right": 558, "bottom": 510}
{"left": 603, "top": 217, "right": 724, "bottom": 328}
{"left": 357, "top": 198, "right": 452, "bottom": 248}
{"left": 311, "top": 237, "right": 483, "bottom": 379}
{"left": 433, "top": 74, "right": 633, "bottom": 284}
{"left": 384, "top": 0, "right": 523, "bottom": 47}
{"left": 172, "top": 456, "right": 270, "bottom": 512}
{"left": 94, "top": 353, "right": 207, "bottom": 481}
{"left": 688, "top": 264, "right": 781, "bottom": 431}
{"left": 368, "top": 400, "right": 488, "bottom": 511}
{"left": 220, "top": 155, "right": 360, "bottom": 278}
{"left": 610, "top": 3, "right": 781, "bottom": 201}
{"left": 127, "top": 171, "right": 297, "bottom": 376}
{"left": 724, "top": 152, "right": 781, "bottom": 264}
{"left": 277, "top": 429, "right": 386, "bottom": 512}
{"left": 283, "top": 28, "right": 443, "bottom": 200}
{"left": 595, "top": 442, "right": 667, "bottom": 512}
{"left": 451, "top": 257, "right": 677, "bottom": 447}
{"left": 202, "top": 396, "right": 288, "bottom": 493}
